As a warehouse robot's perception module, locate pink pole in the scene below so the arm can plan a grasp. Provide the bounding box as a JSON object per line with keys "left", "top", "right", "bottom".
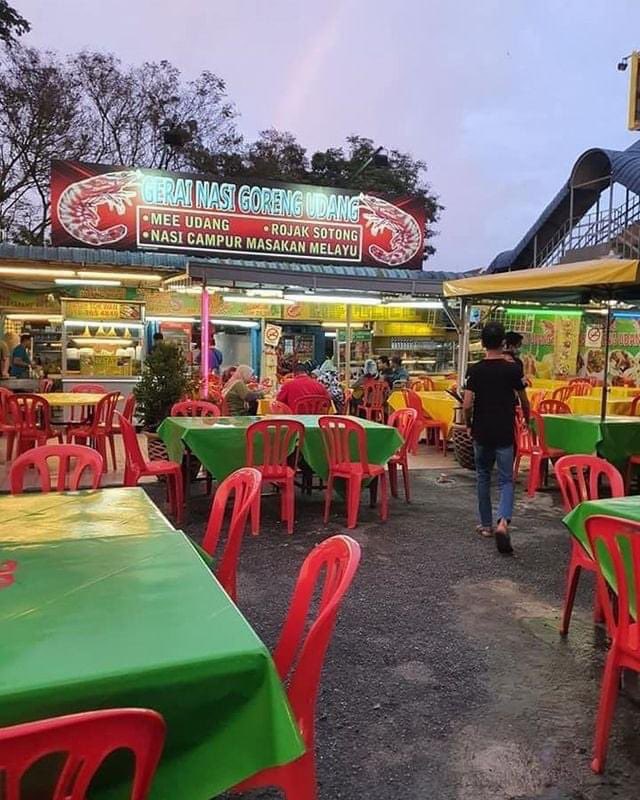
{"left": 200, "top": 285, "right": 210, "bottom": 398}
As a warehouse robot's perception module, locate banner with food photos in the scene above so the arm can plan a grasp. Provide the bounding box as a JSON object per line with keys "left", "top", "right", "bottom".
{"left": 520, "top": 313, "right": 582, "bottom": 380}
{"left": 578, "top": 316, "right": 640, "bottom": 386}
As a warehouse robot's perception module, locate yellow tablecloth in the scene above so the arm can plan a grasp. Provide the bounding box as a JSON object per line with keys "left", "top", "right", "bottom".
{"left": 389, "top": 390, "right": 457, "bottom": 436}
{"left": 35, "top": 392, "right": 107, "bottom": 407}
{"left": 567, "top": 396, "right": 634, "bottom": 416}
{"left": 257, "top": 397, "right": 336, "bottom": 414}
{"left": 431, "top": 378, "right": 456, "bottom": 391}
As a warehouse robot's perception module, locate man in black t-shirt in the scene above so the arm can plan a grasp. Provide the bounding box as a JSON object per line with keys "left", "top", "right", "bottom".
{"left": 463, "top": 322, "right": 530, "bottom": 554}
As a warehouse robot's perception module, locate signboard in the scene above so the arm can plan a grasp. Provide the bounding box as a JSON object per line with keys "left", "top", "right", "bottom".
{"left": 584, "top": 325, "right": 603, "bottom": 349}
{"left": 628, "top": 51, "right": 640, "bottom": 131}
{"left": 50, "top": 160, "right": 426, "bottom": 269}
{"left": 337, "top": 330, "right": 373, "bottom": 342}
{"left": 63, "top": 299, "right": 143, "bottom": 322}
{"left": 264, "top": 323, "right": 283, "bottom": 348}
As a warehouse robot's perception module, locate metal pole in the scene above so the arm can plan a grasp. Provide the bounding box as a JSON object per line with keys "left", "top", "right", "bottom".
{"left": 200, "top": 284, "right": 210, "bottom": 398}
{"left": 600, "top": 299, "right": 612, "bottom": 423}
{"left": 608, "top": 178, "right": 614, "bottom": 243}
{"left": 345, "top": 304, "right": 352, "bottom": 384}
{"left": 456, "top": 300, "right": 471, "bottom": 389}
{"left": 533, "top": 234, "right": 538, "bottom": 267}
{"left": 259, "top": 317, "right": 265, "bottom": 379}
{"left": 568, "top": 186, "right": 574, "bottom": 250}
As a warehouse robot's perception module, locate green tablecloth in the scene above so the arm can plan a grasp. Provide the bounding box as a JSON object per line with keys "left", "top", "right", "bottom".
{"left": 542, "top": 414, "right": 640, "bottom": 469}
{"left": 563, "top": 495, "right": 640, "bottom": 615}
{"left": 157, "top": 414, "right": 403, "bottom": 481}
{"left": 0, "top": 488, "right": 303, "bottom": 799}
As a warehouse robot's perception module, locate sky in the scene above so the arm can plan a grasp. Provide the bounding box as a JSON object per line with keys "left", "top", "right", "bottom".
{"left": 15, "top": 0, "right": 640, "bottom": 272}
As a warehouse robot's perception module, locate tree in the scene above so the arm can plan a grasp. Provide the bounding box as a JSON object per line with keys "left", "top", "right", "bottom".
{"left": 0, "top": 46, "right": 90, "bottom": 243}
{"left": 72, "top": 52, "right": 240, "bottom": 170}
{"left": 221, "top": 131, "right": 442, "bottom": 259}
{"left": 0, "top": 1, "right": 29, "bottom": 45}
{"left": 0, "top": 46, "right": 240, "bottom": 243}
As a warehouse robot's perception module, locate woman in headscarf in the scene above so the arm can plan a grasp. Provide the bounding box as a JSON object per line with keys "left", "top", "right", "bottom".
{"left": 349, "top": 358, "right": 383, "bottom": 414}
{"left": 222, "top": 364, "right": 264, "bottom": 415}
{"left": 315, "top": 360, "right": 345, "bottom": 413}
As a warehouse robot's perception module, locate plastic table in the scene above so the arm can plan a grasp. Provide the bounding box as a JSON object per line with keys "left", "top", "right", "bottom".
{"left": 388, "top": 390, "right": 457, "bottom": 436}
{"left": 541, "top": 414, "right": 640, "bottom": 469}
{"left": 563, "top": 495, "right": 640, "bottom": 613}
{"left": 34, "top": 392, "right": 107, "bottom": 407}
{"left": 157, "top": 414, "right": 402, "bottom": 483}
{"left": 0, "top": 487, "right": 303, "bottom": 799}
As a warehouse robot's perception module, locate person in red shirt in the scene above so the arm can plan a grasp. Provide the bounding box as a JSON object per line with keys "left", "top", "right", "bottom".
{"left": 276, "top": 363, "right": 331, "bottom": 411}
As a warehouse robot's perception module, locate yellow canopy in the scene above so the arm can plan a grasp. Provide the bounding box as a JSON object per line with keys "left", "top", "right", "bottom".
{"left": 442, "top": 258, "right": 640, "bottom": 302}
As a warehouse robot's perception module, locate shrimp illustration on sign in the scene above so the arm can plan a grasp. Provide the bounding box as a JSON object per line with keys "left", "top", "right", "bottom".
{"left": 359, "top": 194, "right": 423, "bottom": 266}
{"left": 57, "top": 170, "right": 142, "bottom": 246}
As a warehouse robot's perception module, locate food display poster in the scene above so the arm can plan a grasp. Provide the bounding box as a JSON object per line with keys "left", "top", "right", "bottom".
{"left": 519, "top": 313, "right": 582, "bottom": 380}
{"left": 51, "top": 160, "right": 426, "bottom": 269}
{"left": 578, "top": 315, "right": 640, "bottom": 386}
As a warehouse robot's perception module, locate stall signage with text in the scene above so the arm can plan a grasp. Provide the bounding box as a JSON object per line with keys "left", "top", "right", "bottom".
{"left": 63, "top": 299, "right": 143, "bottom": 321}
{"left": 51, "top": 160, "right": 426, "bottom": 269}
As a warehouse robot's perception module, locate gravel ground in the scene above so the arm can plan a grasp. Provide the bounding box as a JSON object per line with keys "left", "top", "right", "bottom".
{"left": 146, "top": 469, "right": 640, "bottom": 800}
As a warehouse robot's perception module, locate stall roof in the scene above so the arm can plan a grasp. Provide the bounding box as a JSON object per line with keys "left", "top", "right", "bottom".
{"left": 187, "top": 256, "right": 470, "bottom": 294}
{"left": 442, "top": 258, "right": 640, "bottom": 303}
{"left": 0, "top": 242, "right": 187, "bottom": 270}
{"left": 0, "top": 243, "right": 472, "bottom": 295}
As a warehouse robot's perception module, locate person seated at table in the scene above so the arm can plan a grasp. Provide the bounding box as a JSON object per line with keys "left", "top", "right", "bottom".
{"left": 378, "top": 355, "right": 394, "bottom": 387}
{"left": 389, "top": 355, "right": 409, "bottom": 388}
{"left": 350, "top": 358, "right": 385, "bottom": 415}
{"left": 276, "top": 362, "right": 330, "bottom": 409}
{"left": 314, "top": 361, "right": 345, "bottom": 413}
{"left": 222, "top": 365, "right": 264, "bottom": 415}
{"left": 221, "top": 365, "right": 237, "bottom": 384}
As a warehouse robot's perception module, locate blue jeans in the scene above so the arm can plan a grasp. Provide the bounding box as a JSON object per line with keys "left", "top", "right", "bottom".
{"left": 473, "top": 443, "right": 515, "bottom": 528}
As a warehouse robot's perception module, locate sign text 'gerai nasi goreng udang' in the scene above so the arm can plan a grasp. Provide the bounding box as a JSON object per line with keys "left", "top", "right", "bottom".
{"left": 50, "top": 160, "right": 426, "bottom": 269}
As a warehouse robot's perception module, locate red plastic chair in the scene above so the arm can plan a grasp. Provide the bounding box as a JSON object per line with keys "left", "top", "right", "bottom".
{"left": 267, "top": 400, "right": 293, "bottom": 415}
{"left": 69, "top": 383, "right": 106, "bottom": 424}
{"left": 38, "top": 378, "right": 53, "bottom": 393}
{"left": 9, "top": 394, "right": 63, "bottom": 455}
{"left": 291, "top": 394, "right": 332, "bottom": 414}
{"left": 0, "top": 386, "right": 15, "bottom": 460}
{"left": 119, "top": 414, "right": 183, "bottom": 525}
{"left": 247, "top": 418, "right": 305, "bottom": 535}
{"left": 552, "top": 385, "right": 574, "bottom": 403}
{"left": 361, "top": 380, "right": 387, "bottom": 423}
{"left": 202, "top": 467, "right": 262, "bottom": 602}
{"left": 402, "top": 389, "right": 447, "bottom": 455}
{"left": 538, "top": 398, "right": 572, "bottom": 415}
{"left": 10, "top": 444, "right": 104, "bottom": 494}
{"left": 528, "top": 390, "right": 547, "bottom": 411}
{"left": 554, "top": 455, "right": 625, "bottom": 635}
{"left": 110, "top": 393, "right": 137, "bottom": 437}
{"left": 319, "top": 415, "right": 388, "bottom": 529}
{"left": 520, "top": 411, "right": 566, "bottom": 497}
{"left": 387, "top": 408, "right": 418, "bottom": 502}
{"left": 569, "top": 380, "right": 593, "bottom": 396}
{"left": 585, "top": 514, "right": 640, "bottom": 773}
{"left": 68, "top": 391, "right": 120, "bottom": 472}
{"left": 170, "top": 399, "right": 220, "bottom": 417}
{"left": 0, "top": 707, "right": 165, "bottom": 799}
{"left": 234, "top": 535, "right": 362, "bottom": 800}
{"left": 411, "top": 376, "right": 435, "bottom": 391}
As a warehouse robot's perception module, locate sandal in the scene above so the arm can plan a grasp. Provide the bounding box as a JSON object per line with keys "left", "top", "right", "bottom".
{"left": 476, "top": 525, "right": 493, "bottom": 538}
{"left": 495, "top": 518, "right": 514, "bottom": 555}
